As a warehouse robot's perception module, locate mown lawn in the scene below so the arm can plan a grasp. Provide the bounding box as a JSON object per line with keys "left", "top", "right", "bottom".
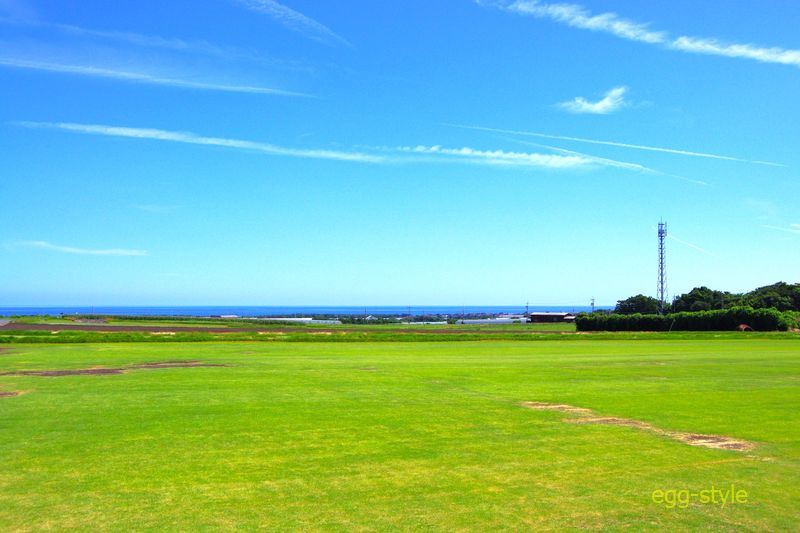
{"left": 0, "top": 339, "right": 798, "bottom": 531}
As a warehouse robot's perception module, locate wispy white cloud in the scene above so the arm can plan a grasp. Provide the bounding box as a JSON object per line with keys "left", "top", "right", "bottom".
{"left": 15, "top": 120, "right": 740, "bottom": 174}
{"left": 18, "top": 121, "right": 604, "bottom": 168}
{"left": 763, "top": 225, "right": 800, "bottom": 235}
{"left": 234, "top": 0, "right": 350, "bottom": 47}
{"left": 0, "top": 17, "right": 302, "bottom": 68}
{"left": 0, "top": 18, "right": 232, "bottom": 59}
{"left": 558, "top": 86, "right": 628, "bottom": 114}
{"left": 16, "top": 122, "right": 386, "bottom": 163}
{"left": 19, "top": 240, "right": 148, "bottom": 256}
{"left": 489, "top": 1, "right": 800, "bottom": 68}
{"left": 503, "top": 1, "right": 665, "bottom": 44}
{"left": 0, "top": 57, "right": 309, "bottom": 96}
{"left": 446, "top": 123, "right": 784, "bottom": 167}
{"left": 395, "top": 144, "right": 592, "bottom": 168}
{"left": 671, "top": 36, "right": 800, "bottom": 67}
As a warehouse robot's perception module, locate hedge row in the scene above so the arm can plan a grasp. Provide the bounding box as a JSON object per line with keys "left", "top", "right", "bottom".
{"left": 575, "top": 306, "right": 795, "bottom": 332}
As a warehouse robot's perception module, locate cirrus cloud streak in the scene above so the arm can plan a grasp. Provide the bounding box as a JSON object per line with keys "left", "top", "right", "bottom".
{"left": 234, "top": 0, "right": 350, "bottom": 47}
{"left": 19, "top": 241, "right": 148, "bottom": 256}
{"left": 395, "top": 144, "right": 592, "bottom": 168}
{"left": 491, "top": 1, "right": 800, "bottom": 68}
{"left": 17, "top": 121, "right": 619, "bottom": 170}
{"left": 16, "top": 121, "right": 385, "bottom": 163}
{"left": 0, "top": 57, "right": 309, "bottom": 96}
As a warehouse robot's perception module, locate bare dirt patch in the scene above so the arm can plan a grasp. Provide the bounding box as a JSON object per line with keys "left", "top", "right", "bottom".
{"left": 569, "top": 416, "right": 652, "bottom": 429}
{"left": 131, "top": 361, "right": 226, "bottom": 369}
{"left": 521, "top": 402, "right": 592, "bottom": 415}
{"left": 672, "top": 433, "right": 754, "bottom": 451}
{"left": 522, "top": 401, "right": 755, "bottom": 452}
{"left": 0, "top": 391, "right": 21, "bottom": 397}
{"left": 0, "top": 368, "right": 126, "bottom": 377}
{"left": 0, "top": 360, "right": 228, "bottom": 377}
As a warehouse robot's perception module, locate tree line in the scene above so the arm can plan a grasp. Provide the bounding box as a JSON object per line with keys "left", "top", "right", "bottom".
{"left": 613, "top": 282, "right": 800, "bottom": 315}
{"left": 575, "top": 282, "right": 800, "bottom": 332}
{"left": 576, "top": 307, "right": 794, "bottom": 332}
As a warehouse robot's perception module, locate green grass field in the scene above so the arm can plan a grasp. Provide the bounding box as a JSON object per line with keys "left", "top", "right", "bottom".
{"left": 5, "top": 315, "right": 579, "bottom": 332}
{"left": 1, "top": 338, "right": 798, "bottom": 531}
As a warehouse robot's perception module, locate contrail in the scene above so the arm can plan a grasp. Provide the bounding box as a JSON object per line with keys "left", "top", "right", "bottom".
{"left": 499, "top": 136, "right": 709, "bottom": 185}
{"left": 447, "top": 123, "right": 785, "bottom": 167}
{"left": 668, "top": 234, "right": 714, "bottom": 255}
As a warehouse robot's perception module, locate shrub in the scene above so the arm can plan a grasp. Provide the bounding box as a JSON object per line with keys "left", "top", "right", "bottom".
{"left": 575, "top": 307, "right": 791, "bottom": 332}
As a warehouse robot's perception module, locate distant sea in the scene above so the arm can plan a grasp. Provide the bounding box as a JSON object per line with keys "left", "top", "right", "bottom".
{"left": 0, "top": 305, "right": 606, "bottom": 317}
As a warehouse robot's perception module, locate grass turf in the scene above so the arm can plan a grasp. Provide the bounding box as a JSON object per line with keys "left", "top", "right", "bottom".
{"left": 0, "top": 339, "right": 798, "bottom": 531}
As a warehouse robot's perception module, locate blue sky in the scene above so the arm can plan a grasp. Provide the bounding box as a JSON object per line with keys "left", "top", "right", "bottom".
{"left": 1, "top": 0, "right": 798, "bottom": 306}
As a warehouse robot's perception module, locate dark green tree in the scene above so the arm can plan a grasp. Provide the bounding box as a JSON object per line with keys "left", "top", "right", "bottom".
{"left": 742, "top": 282, "right": 800, "bottom": 311}
{"left": 671, "top": 286, "right": 740, "bottom": 312}
{"left": 615, "top": 294, "right": 661, "bottom": 315}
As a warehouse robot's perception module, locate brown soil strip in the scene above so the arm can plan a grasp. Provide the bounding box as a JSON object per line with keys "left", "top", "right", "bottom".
{"left": 671, "top": 433, "right": 754, "bottom": 451}
{"left": 0, "top": 360, "right": 227, "bottom": 377}
{"left": 0, "top": 391, "right": 21, "bottom": 397}
{"left": 131, "top": 361, "right": 226, "bottom": 369}
{"left": 1, "top": 368, "right": 126, "bottom": 377}
{"left": 521, "top": 401, "right": 593, "bottom": 415}
{"left": 523, "top": 401, "right": 755, "bottom": 452}
{"left": 569, "top": 416, "right": 651, "bottom": 429}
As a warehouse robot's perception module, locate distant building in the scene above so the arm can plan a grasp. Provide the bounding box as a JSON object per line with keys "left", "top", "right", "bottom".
{"left": 256, "top": 317, "right": 342, "bottom": 325}
{"left": 527, "top": 312, "right": 576, "bottom": 323}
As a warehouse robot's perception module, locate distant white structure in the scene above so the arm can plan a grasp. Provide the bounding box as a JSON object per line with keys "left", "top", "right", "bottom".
{"left": 456, "top": 317, "right": 527, "bottom": 325}
{"left": 251, "top": 317, "right": 342, "bottom": 325}
{"left": 457, "top": 312, "right": 576, "bottom": 324}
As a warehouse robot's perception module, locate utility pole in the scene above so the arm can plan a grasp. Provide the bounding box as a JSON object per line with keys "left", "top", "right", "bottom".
{"left": 657, "top": 221, "right": 668, "bottom": 314}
